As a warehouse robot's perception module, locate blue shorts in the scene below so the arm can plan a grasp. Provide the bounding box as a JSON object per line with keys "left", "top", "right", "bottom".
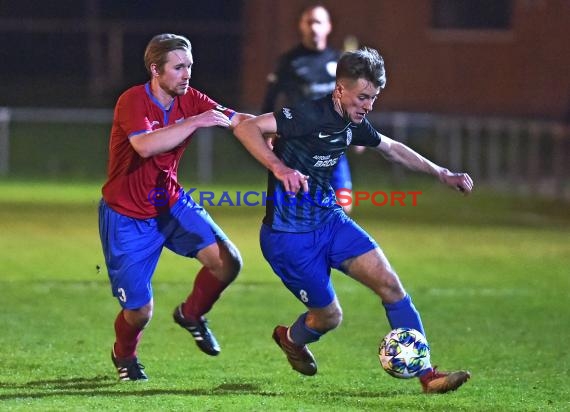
{"left": 331, "top": 155, "right": 352, "bottom": 191}
{"left": 98, "top": 189, "right": 228, "bottom": 309}
{"left": 259, "top": 213, "right": 377, "bottom": 308}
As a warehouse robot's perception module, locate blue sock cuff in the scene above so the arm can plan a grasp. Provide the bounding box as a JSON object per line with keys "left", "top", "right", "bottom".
{"left": 418, "top": 366, "right": 433, "bottom": 377}
{"left": 289, "top": 312, "right": 323, "bottom": 345}
{"left": 383, "top": 294, "right": 426, "bottom": 337}
{"left": 383, "top": 294, "right": 411, "bottom": 310}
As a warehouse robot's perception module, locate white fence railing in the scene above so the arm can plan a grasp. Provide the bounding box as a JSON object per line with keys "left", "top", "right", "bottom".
{"left": 368, "top": 112, "right": 570, "bottom": 199}
{"left": 0, "top": 107, "right": 215, "bottom": 183}
{"left": 1, "top": 107, "right": 568, "bottom": 200}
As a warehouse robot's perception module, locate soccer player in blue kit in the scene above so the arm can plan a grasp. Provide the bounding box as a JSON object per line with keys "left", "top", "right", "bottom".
{"left": 261, "top": 3, "right": 357, "bottom": 212}
{"left": 234, "top": 47, "right": 473, "bottom": 393}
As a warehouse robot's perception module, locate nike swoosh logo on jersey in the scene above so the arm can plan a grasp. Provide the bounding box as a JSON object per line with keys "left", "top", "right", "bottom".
{"left": 318, "top": 132, "right": 331, "bottom": 138}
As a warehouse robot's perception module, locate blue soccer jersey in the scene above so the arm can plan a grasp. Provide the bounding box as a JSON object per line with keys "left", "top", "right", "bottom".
{"left": 266, "top": 95, "right": 380, "bottom": 232}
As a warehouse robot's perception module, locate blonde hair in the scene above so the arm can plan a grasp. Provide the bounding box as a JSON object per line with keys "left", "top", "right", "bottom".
{"left": 143, "top": 34, "right": 191, "bottom": 76}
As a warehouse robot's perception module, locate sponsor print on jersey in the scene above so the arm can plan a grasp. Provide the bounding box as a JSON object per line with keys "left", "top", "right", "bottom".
{"left": 312, "top": 154, "right": 339, "bottom": 168}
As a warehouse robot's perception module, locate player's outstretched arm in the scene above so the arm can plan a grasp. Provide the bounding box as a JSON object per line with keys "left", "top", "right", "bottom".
{"left": 234, "top": 114, "right": 309, "bottom": 195}
{"left": 130, "top": 109, "right": 233, "bottom": 158}
{"left": 229, "top": 112, "right": 255, "bottom": 129}
{"left": 375, "top": 133, "right": 473, "bottom": 195}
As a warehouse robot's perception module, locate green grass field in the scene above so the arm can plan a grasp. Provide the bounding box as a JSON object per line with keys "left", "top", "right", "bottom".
{"left": 1, "top": 180, "right": 569, "bottom": 411}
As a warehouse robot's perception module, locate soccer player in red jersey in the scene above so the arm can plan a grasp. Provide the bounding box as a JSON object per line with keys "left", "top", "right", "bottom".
{"left": 99, "top": 33, "right": 253, "bottom": 381}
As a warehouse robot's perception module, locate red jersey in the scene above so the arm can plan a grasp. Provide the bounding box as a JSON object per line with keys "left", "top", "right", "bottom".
{"left": 102, "top": 83, "right": 235, "bottom": 219}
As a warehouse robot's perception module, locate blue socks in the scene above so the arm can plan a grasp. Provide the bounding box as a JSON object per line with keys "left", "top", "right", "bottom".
{"left": 383, "top": 294, "right": 426, "bottom": 337}
{"left": 289, "top": 312, "right": 323, "bottom": 345}
{"left": 288, "top": 295, "right": 425, "bottom": 346}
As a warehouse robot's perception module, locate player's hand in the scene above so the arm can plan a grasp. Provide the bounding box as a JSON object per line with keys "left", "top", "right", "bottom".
{"left": 439, "top": 169, "right": 474, "bottom": 195}
{"left": 192, "top": 109, "right": 232, "bottom": 129}
{"left": 273, "top": 166, "right": 309, "bottom": 195}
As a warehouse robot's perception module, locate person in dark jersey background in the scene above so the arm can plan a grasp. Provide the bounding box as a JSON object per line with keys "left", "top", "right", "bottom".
{"left": 262, "top": 3, "right": 358, "bottom": 212}
{"left": 99, "top": 33, "right": 253, "bottom": 381}
{"left": 235, "top": 47, "right": 473, "bottom": 394}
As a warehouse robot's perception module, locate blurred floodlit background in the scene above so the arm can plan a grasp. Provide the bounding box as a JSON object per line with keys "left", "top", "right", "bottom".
{"left": 0, "top": 0, "right": 568, "bottom": 199}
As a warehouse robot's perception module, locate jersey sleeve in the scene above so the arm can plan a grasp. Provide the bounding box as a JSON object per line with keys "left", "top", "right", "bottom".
{"left": 351, "top": 118, "right": 381, "bottom": 147}
{"left": 115, "top": 89, "right": 153, "bottom": 138}
{"left": 274, "top": 101, "right": 318, "bottom": 139}
{"left": 186, "top": 88, "right": 236, "bottom": 119}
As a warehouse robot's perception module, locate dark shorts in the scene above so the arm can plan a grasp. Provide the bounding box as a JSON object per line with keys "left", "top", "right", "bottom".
{"left": 260, "top": 213, "right": 377, "bottom": 308}
{"left": 98, "top": 189, "right": 228, "bottom": 309}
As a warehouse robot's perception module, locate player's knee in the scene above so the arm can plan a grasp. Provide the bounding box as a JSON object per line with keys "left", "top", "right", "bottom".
{"left": 223, "top": 245, "right": 243, "bottom": 279}
{"left": 310, "top": 305, "right": 343, "bottom": 332}
{"left": 324, "top": 310, "right": 342, "bottom": 331}
{"left": 125, "top": 305, "right": 153, "bottom": 329}
{"left": 137, "top": 315, "right": 152, "bottom": 329}
{"left": 328, "top": 306, "right": 343, "bottom": 330}
{"left": 379, "top": 270, "right": 406, "bottom": 301}
{"left": 204, "top": 240, "right": 242, "bottom": 280}
{"left": 225, "top": 239, "right": 242, "bottom": 261}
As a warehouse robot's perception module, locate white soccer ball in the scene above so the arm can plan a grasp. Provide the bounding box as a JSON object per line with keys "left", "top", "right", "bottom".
{"left": 379, "top": 327, "right": 431, "bottom": 379}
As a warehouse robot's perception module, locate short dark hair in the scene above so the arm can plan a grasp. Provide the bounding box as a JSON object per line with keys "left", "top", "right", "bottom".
{"left": 144, "top": 33, "right": 191, "bottom": 76}
{"left": 336, "top": 47, "right": 386, "bottom": 89}
{"left": 299, "top": 2, "right": 329, "bottom": 17}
